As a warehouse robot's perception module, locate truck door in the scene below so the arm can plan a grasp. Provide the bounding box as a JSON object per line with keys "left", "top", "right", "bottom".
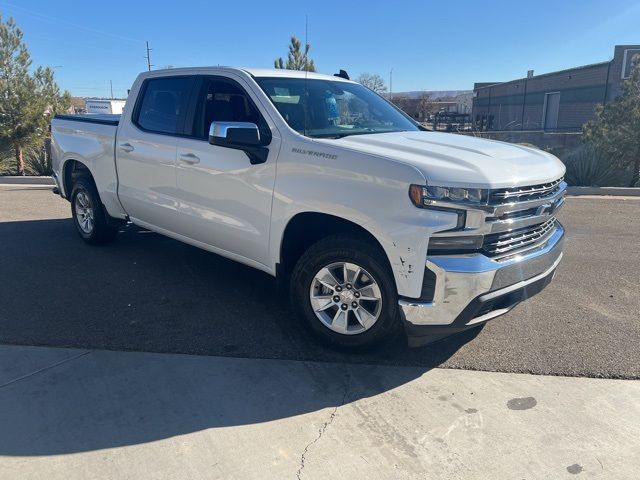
{"left": 115, "top": 76, "right": 194, "bottom": 232}
{"left": 174, "top": 75, "right": 279, "bottom": 267}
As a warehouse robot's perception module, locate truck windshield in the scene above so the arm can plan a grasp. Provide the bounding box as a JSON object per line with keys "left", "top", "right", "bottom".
{"left": 255, "top": 77, "right": 421, "bottom": 138}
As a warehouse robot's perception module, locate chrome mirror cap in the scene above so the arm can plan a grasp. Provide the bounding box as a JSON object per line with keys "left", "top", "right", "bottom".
{"left": 209, "top": 121, "right": 260, "bottom": 140}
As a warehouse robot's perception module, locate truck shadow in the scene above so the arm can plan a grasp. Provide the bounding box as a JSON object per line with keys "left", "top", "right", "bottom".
{"left": 0, "top": 218, "right": 481, "bottom": 455}
{"left": 0, "top": 218, "right": 482, "bottom": 368}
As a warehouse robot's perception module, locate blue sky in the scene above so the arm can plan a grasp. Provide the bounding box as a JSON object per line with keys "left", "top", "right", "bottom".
{"left": 1, "top": 0, "right": 639, "bottom": 98}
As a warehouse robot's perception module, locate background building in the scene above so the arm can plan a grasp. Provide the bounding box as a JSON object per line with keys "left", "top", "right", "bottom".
{"left": 472, "top": 44, "right": 640, "bottom": 131}
{"left": 389, "top": 90, "right": 472, "bottom": 124}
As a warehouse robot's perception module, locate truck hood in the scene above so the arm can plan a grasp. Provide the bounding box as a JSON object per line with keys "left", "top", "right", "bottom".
{"left": 324, "top": 131, "right": 566, "bottom": 188}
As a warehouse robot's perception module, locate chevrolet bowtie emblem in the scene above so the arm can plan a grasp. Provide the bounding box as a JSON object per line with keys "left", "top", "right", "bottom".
{"left": 536, "top": 202, "right": 556, "bottom": 216}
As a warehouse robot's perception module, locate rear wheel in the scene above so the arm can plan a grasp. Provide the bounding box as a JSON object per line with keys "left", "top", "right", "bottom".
{"left": 71, "top": 177, "right": 118, "bottom": 244}
{"left": 291, "top": 234, "right": 401, "bottom": 350}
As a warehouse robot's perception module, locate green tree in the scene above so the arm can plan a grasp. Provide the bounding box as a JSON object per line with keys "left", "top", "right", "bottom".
{"left": 356, "top": 73, "right": 387, "bottom": 94}
{"left": 0, "top": 16, "right": 70, "bottom": 175}
{"left": 583, "top": 56, "right": 640, "bottom": 186}
{"left": 274, "top": 36, "right": 315, "bottom": 72}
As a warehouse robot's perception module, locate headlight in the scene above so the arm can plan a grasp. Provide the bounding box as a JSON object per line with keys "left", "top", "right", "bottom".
{"left": 409, "top": 184, "right": 488, "bottom": 207}
{"left": 428, "top": 235, "right": 483, "bottom": 252}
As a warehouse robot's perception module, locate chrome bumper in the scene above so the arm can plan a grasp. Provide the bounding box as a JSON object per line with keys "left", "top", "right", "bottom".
{"left": 399, "top": 223, "right": 564, "bottom": 329}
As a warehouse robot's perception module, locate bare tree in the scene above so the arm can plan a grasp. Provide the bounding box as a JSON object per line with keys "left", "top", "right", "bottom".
{"left": 415, "top": 93, "right": 435, "bottom": 121}
{"left": 390, "top": 95, "right": 412, "bottom": 114}
{"left": 357, "top": 73, "right": 387, "bottom": 94}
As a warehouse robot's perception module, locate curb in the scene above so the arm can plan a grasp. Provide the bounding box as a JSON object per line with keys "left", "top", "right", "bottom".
{"left": 566, "top": 186, "right": 640, "bottom": 197}
{"left": 0, "top": 176, "right": 55, "bottom": 185}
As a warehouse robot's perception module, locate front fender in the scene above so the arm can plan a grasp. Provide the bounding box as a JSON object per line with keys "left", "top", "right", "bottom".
{"left": 269, "top": 137, "right": 459, "bottom": 298}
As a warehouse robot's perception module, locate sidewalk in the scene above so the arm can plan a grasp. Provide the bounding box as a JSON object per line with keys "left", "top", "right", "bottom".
{"left": 0, "top": 345, "right": 638, "bottom": 479}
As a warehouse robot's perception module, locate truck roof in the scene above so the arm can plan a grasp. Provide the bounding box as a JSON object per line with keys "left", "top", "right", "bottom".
{"left": 242, "top": 68, "right": 352, "bottom": 82}
{"left": 142, "top": 66, "right": 353, "bottom": 83}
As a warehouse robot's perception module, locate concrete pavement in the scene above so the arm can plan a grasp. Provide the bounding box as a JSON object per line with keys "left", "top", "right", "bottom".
{"left": 0, "top": 345, "right": 638, "bottom": 480}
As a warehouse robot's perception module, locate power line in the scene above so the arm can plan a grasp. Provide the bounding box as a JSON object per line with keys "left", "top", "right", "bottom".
{"left": 0, "top": 1, "right": 141, "bottom": 44}
{"left": 145, "top": 41, "right": 153, "bottom": 71}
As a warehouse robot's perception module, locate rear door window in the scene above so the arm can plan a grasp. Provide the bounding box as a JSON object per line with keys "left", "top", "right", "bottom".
{"left": 135, "top": 77, "right": 192, "bottom": 135}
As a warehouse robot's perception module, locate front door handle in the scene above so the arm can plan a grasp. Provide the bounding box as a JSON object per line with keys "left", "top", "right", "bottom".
{"left": 179, "top": 153, "right": 200, "bottom": 165}
{"left": 119, "top": 143, "right": 134, "bottom": 153}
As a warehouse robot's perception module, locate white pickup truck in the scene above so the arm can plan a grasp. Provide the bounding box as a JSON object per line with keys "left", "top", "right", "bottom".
{"left": 51, "top": 67, "right": 566, "bottom": 349}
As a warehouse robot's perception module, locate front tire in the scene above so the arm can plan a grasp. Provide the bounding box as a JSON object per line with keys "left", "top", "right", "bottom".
{"left": 71, "top": 177, "right": 118, "bottom": 245}
{"left": 290, "top": 234, "right": 401, "bottom": 350}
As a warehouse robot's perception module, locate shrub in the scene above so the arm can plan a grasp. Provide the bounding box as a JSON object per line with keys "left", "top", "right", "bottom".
{"left": 0, "top": 139, "right": 52, "bottom": 176}
{"left": 560, "top": 145, "right": 629, "bottom": 187}
{"left": 24, "top": 142, "right": 52, "bottom": 176}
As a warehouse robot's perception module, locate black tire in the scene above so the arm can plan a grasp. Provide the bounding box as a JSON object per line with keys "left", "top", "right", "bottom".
{"left": 290, "top": 233, "right": 401, "bottom": 351}
{"left": 71, "top": 177, "right": 118, "bottom": 245}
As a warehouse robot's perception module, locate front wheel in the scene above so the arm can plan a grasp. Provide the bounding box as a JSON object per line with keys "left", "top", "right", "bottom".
{"left": 290, "top": 234, "right": 401, "bottom": 350}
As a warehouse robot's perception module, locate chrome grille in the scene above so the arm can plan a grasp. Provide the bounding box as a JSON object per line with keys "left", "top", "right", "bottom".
{"left": 427, "top": 176, "right": 565, "bottom": 259}
{"left": 483, "top": 218, "right": 557, "bottom": 257}
{"left": 489, "top": 177, "right": 564, "bottom": 205}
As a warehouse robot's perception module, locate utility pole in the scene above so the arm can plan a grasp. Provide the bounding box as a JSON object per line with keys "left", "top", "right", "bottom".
{"left": 110, "top": 80, "right": 114, "bottom": 99}
{"left": 145, "top": 41, "right": 153, "bottom": 71}
{"left": 389, "top": 68, "right": 393, "bottom": 98}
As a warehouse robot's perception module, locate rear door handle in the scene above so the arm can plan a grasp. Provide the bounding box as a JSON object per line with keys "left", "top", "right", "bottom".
{"left": 179, "top": 153, "right": 200, "bottom": 165}
{"left": 119, "top": 143, "right": 134, "bottom": 153}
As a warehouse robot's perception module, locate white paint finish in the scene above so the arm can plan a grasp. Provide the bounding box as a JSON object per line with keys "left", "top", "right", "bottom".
{"left": 50, "top": 119, "right": 127, "bottom": 219}
{"left": 114, "top": 123, "right": 180, "bottom": 232}
{"left": 51, "top": 66, "right": 566, "bottom": 300}
{"left": 173, "top": 71, "right": 282, "bottom": 267}
{"left": 110, "top": 70, "right": 182, "bottom": 231}
{"left": 175, "top": 137, "right": 278, "bottom": 267}
{"left": 267, "top": 132, "right": 457, "bottom": 297}
{"left": 242, "top": 67, "right": 354, "bottom": 83}
{"left": 1, "top": 345, "right": 638, "bottom": 479}
{"left": 322, "top": 130, "right": 566, "bottom": 189}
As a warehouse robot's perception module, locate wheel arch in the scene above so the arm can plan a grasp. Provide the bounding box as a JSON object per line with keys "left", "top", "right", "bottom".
{"left": 279, "top": 212, "right": 392, "bottom": 276}
{"left": 62, "top": 158, "right": 93, "bottom": 199}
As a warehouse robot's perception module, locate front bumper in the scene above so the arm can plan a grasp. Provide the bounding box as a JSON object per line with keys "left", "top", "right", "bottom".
{"left": 399, "top": 222, "right": 564, "bottom": 345}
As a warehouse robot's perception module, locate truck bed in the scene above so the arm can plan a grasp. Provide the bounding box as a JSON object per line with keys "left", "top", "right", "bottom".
{"left": 51, "top": 113, "right": 124, "bottom": 217}
{"left": 54, "top": 113, "right": 120, "bottom": 126}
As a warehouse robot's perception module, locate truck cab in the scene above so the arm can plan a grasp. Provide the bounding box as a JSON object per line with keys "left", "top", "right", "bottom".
{"left": 51, "top": 67, "right": 566, "bottom": 349}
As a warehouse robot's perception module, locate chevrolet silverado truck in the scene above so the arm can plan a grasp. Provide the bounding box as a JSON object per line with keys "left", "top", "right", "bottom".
{"left": 51, "top": 67, "right": 566, "bottom": 349}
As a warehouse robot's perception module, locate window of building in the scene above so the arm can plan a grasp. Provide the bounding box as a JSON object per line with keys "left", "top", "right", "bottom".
{"left": 622, "top": 49, "right": 640, "bottom": 79}
{"left": 542, "top": 92, "right": 561, "bottom": 131}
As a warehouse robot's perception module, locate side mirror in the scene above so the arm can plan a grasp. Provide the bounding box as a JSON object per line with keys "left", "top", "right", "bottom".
{"left": 208, "top": 121, "right": 268, "bottom": 164}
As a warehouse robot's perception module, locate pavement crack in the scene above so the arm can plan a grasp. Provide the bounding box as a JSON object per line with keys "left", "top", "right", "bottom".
{"left": 296, "top": 369, "right": 351, "bottom": 479}
{"left": 0, "top": 350, "right": 91, "bottom": 389}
